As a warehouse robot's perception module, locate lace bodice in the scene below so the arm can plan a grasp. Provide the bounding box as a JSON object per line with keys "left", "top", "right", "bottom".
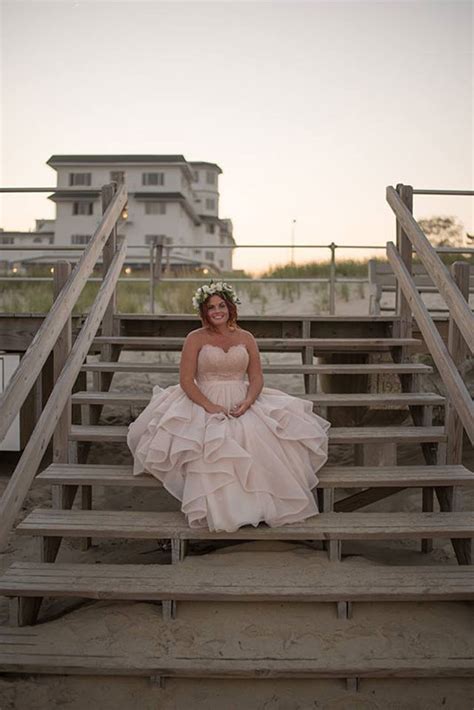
{"left": 196, "top": 344, "right": 249, "bottom": 383}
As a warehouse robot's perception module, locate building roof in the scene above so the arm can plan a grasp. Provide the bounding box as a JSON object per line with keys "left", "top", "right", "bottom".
{"left": 47, "top": 155, "right": 188, "bottom": 165}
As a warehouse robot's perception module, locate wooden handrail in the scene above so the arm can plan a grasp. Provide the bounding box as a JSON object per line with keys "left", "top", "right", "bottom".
{"left": 386, "top": 186, "right": 474, "bottom": 353}
{"left": 387, "top": 242, "right": 474, "bottom": 445}
{"left": 0, "top": 239, "right": 127, "bottom": 551}
{"left": 0, "top": 183, "right": 127, "bottom": 444}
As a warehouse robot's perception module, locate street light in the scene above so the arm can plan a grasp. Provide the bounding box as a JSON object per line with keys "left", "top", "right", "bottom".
{"left": 291, "top": 219, "right": 296, "bottom": 264}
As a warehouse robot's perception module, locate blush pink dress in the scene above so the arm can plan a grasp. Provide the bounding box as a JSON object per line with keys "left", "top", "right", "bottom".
{"left": 127, "top": 343, "right": 330, "bottom": 533}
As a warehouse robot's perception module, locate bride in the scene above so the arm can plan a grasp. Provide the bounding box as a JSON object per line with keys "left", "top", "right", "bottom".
{"left": 127, "top": 281, "right": 330, "bottom": 533}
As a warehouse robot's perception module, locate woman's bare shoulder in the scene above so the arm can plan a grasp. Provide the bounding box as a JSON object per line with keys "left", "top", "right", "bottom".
{"left": 238, "top": 328, "right": 257, "bottom": 344}
{"left": 184, "top": 328, "right": 208, "bottom": 347}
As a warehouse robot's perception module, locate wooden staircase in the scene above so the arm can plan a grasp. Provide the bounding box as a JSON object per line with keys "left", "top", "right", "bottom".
{"left": 1, "top": 325, "right": 473, "bottom": 686}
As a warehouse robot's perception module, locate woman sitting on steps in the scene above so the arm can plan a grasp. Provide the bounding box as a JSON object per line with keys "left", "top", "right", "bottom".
{"left": 127, "top": 281, "right": 330, "bottom": 533}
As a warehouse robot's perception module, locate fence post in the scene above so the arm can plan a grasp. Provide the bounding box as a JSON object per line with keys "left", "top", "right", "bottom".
{"left": 329, "top": 243, "right": 336, "bottom": 315}
{"left": 446, "top": 261, "right": 470, "bottom": 465}
{"left": 394, "top": 184, "right": 413, "bottom": 346}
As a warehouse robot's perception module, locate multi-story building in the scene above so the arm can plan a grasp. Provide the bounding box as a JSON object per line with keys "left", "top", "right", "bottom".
{"left": 1, "top": 155, "right": 235, "bottom": 272}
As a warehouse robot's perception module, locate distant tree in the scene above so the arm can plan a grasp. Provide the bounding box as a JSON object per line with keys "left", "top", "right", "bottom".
{"left": 418, "top": 216, "right": 466, "bottom": 247}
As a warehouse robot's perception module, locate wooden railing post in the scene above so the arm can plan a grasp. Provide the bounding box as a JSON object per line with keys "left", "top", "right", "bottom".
{"left": 101, "top": 183, "right": 118, "bottom": 348}
{"left": 394, "top": 184, "right": 413, "bottom": 347}
{"left": 446, "top": 262, "right": 470, "bottom": 465}
{"left": 52, "top": 261, "right": 72, "bottom": 465}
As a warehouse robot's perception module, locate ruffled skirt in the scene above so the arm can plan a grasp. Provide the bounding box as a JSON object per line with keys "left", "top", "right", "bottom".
{"left": 127, "top": 380, "right": 330, "bottom": 532}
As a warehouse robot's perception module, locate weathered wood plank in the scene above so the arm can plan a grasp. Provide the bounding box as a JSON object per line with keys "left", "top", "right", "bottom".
{"left": 80, "top": 362, "right": 432, "bottom": 375}
{"left": 70, "top": 390, "right": 446, "bottom": 408}
{"left": 36, "top": 464, "right": 474, "bottom": 489}
{"left": 1, "top": 562, "right": 473, "bottom": 602}
{"left": 67, "top": 424, "right": 447, "bottom": 445}
{"left": 0, "top": 647, "right": 471, "bottom": 678}
{"left": 16, "top": 509, "right": 474, "bottom": 541}
{"left": 92, "top": 336, "right": 422, "bottom": 352}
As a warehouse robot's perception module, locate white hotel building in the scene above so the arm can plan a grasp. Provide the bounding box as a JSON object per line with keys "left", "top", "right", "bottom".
{"left": 1, "top": 155, "right": 235, "bottom": 271}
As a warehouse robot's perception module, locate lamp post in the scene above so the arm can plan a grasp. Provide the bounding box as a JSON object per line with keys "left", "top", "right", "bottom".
{"left": 291, "top": 219, "right": 296, "bottom": 264}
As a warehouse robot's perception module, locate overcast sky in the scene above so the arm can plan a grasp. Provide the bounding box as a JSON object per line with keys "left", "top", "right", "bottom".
{"left": 1, "top": 0, "right": 472, "bottom": 271}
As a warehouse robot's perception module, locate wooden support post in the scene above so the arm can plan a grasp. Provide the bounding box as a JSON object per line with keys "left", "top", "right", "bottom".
{"left": 394, "top": 184, "right": 413, "bottom": 353}
{"left": 322, "top": 488, "right": 334, "bottom": 513}
{"left": 446, "top": 262, "right": 470, "bottom": 465}
{"left": 336, "top": 601, "right": 352, "bottom": 620}
{"left": 100, "top": 183, "right": 119, "bottom": 392}
{"left": 445, "top": 262, "right": 471, "bottom": 565}
{"left": 163, "top": 538, "right": 187, "bottom": 621}
{"left": 301, "top": 320, "right": 316, "bottom": 394}
{"left": 52, "top": 262, "right": 72, "bottom": 466}
{"left": 328, "top": 539, "right": 341, "bottom": 562}
{"left": 421, "top": 405, "right": 434, "bottom": 554}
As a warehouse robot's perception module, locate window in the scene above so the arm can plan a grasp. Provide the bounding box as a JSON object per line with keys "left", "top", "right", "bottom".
{"left": 110, "top": 171, "right": 125, "bottom": 183}
{"left": 145, "top": 234, "right": 169, "bottom": 245}
{"left": 73, "top": 201, "right": 94, "bottom": 216}
{"left": 206, "top": 171, "right": 216, "bottom": 185}
{"left": 71, "top": 234, "right": 91, "bottom": 245}
{"left": 206, "top": 224, "right": 215, "bottom": 234}
{"left": 0, "top": 236, "right": 14, "bottom": 245}
{"left": 69, "top": 173, "right": 91, "bottom": 186}
{"left": 219, "top": 259, "right": 224, "bottom": 268}
{"left": 192, "top": 170, "right": 199, "bottom": 181}
{"left": 144, "top": 202, "right": 166, "bottom": 215}
{"left": 205, "top": 198, "right": 216, "bottom": 210}
{"left": 194, "top": 249, "right": 201, "bottom": 255}
{"left": 205, "top": 251, "right": 214, "bottom": 261}
{"left": 33, "top": 237, "right": 42, "bottom": 243}
{"left": 142, "top": 172, "right": 164, "bottom": 186}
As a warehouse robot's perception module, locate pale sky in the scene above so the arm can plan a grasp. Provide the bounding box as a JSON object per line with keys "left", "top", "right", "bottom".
{"left": 1, "top": 0, "right": 472, "bottom": 272}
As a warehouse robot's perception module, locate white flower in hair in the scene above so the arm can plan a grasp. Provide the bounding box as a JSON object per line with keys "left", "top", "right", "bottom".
{"left": 192, "top": 280, "right": 241, "bottom": 310}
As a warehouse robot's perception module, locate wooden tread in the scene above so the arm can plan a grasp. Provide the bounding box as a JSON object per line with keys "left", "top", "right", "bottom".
{"left": 36, "top": 464, "right": 474, "bottom": 489}
{"left": 71, "top": 390, "right": 446, "bottom": 408}
{"left": 1, "top": 562, "right": 473, "bottom": 602}
{"left": 68, "top": 424, "right": 447, "bottom": 445}
{"left": 92, "top": 336, "right": 422, "bottom": 352}
{"left": 81, "top": 362, "right": 433, "bottom": 375}
{"left": 0, "top": 631, "right": 471, "bottom": 678}
{"left": 16, "top": 509, "right": 474, "bottom": 541}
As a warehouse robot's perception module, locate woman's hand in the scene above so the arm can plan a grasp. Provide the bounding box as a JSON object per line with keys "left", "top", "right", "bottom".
{"left": 205, "top": 403, "right": 229, "bottom": 416}
{"left": 230, "top": 398, "right": 252, "bottom": 418}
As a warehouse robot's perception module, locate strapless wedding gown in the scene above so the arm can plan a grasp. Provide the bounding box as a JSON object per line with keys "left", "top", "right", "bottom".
{"left": 127, "top": 343, "right": 330, "bottom": 532}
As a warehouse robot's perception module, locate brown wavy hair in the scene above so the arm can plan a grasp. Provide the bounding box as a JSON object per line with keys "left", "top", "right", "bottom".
{"left": 199, "top": 293, "right": 239, "bottom": 332}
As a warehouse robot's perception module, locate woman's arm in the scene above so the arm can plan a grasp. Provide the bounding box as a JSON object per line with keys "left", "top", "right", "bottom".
{"left": 179, "top": 334, "right": 228, "bottom": 415}
{"left": 230, "top": 333, "right": 264, "bottom": 417}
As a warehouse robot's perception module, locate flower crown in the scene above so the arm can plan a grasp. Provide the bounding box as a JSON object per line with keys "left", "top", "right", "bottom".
{"left": 192, "top": 280, "right": 241, "bottom": 310}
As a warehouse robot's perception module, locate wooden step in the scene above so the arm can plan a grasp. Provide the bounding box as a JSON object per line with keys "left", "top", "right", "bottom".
{"left": 1, "top": 561, "right": 473, "bottom": 602}
{"left": 68, "top": 424, "right": 447, "bottom": 445}
{"left": 16, "top": 509, "right": 474, "bottom": 542}
{"left": 81, "top": 362, "right": 433, "bottom": 375}
{"left": 36, "top": 464, "right": 474, "bottom": 489}
{"left": 71, "top": 390, "right": 446, "bottom": 408}
{"left": 0, "top": 629, "right": 471, "bottom": 678}
{"left": 92, "top": 336, "right": 422, "bottom": 352}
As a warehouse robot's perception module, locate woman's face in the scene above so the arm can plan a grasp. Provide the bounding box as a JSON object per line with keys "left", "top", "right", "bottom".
{"left": 205, "top": 295, "right": 229, "bottom": 327}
